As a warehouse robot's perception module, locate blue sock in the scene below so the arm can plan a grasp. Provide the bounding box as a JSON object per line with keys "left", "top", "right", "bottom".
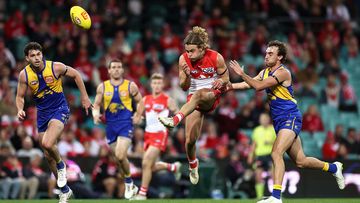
{"left": 272, "top": 185, "right": 282, "bottom": 199}
{"left": 124, "top": 177, "right": 132, "bottom": 184}
{"left": 60, "top": 185, "right": 69, "bottom": 193}
{"left": 56, "top": 160, "right": 65, "bottom": 170}
{"left": 328, "top": 163, "right": 337, "bottom": 173}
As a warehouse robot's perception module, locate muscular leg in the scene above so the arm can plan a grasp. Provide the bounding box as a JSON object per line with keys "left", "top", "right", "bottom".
{"left": 141, "top": 146, "right": 161, "bottom": 189}
{"left": 179, "top": 88, "right": 217, "bottom": 116}
{"left": 271, "top": 129, "right": 296, "bottom": 187}
{"left": 185, "top": 110, "right": 204, "bottom": 162}
{"left": 39, "top": 119, "right": 65, "bottom": 178}
{"left": 287, "top": 136, "right": 326, "bottom": 169}
{"left": 110, "top": 136, "right": 132, "bottom": 176}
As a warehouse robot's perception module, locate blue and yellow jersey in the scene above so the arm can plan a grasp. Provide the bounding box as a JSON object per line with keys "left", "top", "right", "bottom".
{"left": 25, "top": 60, "right": 68, "bottom": 112}
{"left": 263, "top": 65, "right": 300, "bottom": 120}
{"left": 103, "top": 80, "right": 133, "bottom": 122}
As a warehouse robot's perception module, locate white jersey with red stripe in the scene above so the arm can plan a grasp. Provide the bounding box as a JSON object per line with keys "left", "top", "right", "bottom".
{"left": 182, "top": 49, "right": 219, "bottom": 94}
{"left": 144, "top": 93, "right": 169, "bottom": 133}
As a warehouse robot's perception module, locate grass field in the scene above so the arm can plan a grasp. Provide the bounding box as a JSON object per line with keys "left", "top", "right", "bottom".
{"left": 0, "top": 199, "right": 359, "bottom": 203}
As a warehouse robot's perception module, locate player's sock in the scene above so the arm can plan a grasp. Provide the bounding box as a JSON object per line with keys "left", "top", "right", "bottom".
{"left": 188, "top": 158, "right": 198, "bottom": 169}
{"left": 60, "top": 185, "right": 70, "bottom": 193}
{"left": 56, "top": 160, "right": 65, "bottom": 170}
{"left": 272, "top": 184, "right": 282, "bottom": 200}
{"left": 167, "top": 163, "right": 176, "bottom": 172}
{"left": 255, "top": 183, "right": 265, "bottom": 199}
{"left": 173, "top": 112, "right": 185, "bottom": 126}
{"left": 139, "top": 186, "right": 147, "bottom": 196}
{"left": 322, "top": 162, "right": 337, "bottom": 173}
{"left": 124, "top": 173, "right": 133, "bottom": 184}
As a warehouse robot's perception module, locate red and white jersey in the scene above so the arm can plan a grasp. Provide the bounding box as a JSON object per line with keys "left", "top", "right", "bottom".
{"left": 144, "top": 93, "right": 169, "bottom": 133}
{"left": 182, "top": 49, "right": 219, "bottom": 94}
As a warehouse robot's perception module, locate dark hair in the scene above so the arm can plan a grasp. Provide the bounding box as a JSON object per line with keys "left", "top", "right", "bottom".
{"left": 267, "top": 40, "right": 287, "bottom": 63}
{"left": 108, "top": 59, "right": 122, "bottom": 69}
{"left": 24, "top": 42, "right": 42, "bottom": 56}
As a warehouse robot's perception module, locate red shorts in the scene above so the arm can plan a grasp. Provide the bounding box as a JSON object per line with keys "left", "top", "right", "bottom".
{"left": 144, "top": 131, "right": 168, "bottom": 152}
{"left": 187, "top": 89, "right": 222, "bottom": 113}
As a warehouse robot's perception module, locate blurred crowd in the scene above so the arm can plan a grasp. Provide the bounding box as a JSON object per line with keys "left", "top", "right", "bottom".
{"left": 1, "top": 0, "right": 360, "bottom": 199}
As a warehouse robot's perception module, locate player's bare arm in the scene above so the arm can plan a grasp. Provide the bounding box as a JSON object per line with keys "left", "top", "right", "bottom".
{"left": 130, "top": 82, "right": 144, "bottom": 125}
{"left": 212, "top": 53, "right": 229, "bottom": 90}
{"left": 54, "top": 62, "right": 92, "bottom": 114}
{"left": 229, "top": 60, "right": 290, "bottom": 91}
{"left": 179, "top": 55, "right": 191, "bottom": 91}
{"left": 16, "top": 70, "right": 27, "bottom": 121}
{"left": 229, "top": 69, "right": 264, "bottom": 90}
{"left": 167, "top": 97, "right": 179, "bottom": 113}
{"left": 92, "top": 83, "right": 104, "bottom": 124}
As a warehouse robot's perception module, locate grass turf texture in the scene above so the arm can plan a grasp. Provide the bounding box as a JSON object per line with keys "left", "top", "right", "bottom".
{"left": 0, "top": 199, "right": 359, "bottom": 203}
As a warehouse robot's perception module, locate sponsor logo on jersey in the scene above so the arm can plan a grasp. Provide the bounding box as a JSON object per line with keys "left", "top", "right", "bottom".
{"left": 45, "top": 76, "right": 54, "bottom": 84}
{"left": 120, "top": 90, "right": 128, "bottom": 97}
{"left": 202, "top": 67, "right": 215, "bottom": 74}
{"left": 105, "top": 91, "right": 112, "bottom": 96}
{"left": 30, "top": 80, "right": 38, "bottom": 85}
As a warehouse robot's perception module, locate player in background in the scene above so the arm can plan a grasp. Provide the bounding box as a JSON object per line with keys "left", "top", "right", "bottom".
{"left": 159, "top": 26, "right": 229, "bottom": 185}
{"left": 133, "top": 73, "right": 182, "bottom": 200}
{"left": 92, "top": 59, "right": 143, "bottom": 199}
{"left": 16, "top": 42, "right": 92, "bottom": 203}
{"left": 228, "top": 40, "right": 345, "bottom": 203}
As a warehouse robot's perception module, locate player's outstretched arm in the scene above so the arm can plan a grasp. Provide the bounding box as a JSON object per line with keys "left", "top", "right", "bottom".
{"left": 93, "top": 83, "right": 104, "bottom": 124}
{"left": 54, "top": 62, "right": 93, "bottom": 114}
{"left": 16, "top": 70, "right": 27, "bottom": 121}
{"left": 130, "top": 82, "right": 144, "bottom": 125}
{"left": 178, "top": 55, "right": 191, "bottom": 91}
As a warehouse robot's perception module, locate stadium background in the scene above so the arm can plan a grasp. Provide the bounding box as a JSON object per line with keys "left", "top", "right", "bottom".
{"left": 0, "top": 0, "right": 360, "bottom": 200}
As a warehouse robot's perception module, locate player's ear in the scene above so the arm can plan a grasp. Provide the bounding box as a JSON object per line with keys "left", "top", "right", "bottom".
{"left": 278, "top": 55, "right": 283, "bottom": 61}
{"left": 25, "top": 55, "right": 29, "bottom": 62}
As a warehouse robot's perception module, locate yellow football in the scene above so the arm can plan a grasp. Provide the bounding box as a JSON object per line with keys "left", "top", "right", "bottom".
{"left": 70, "top": 6, "right": 91, "bottom": 30}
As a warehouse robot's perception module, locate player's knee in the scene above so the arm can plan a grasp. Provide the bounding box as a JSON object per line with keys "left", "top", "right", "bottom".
{"left": 115, "top": 151, "right": 126, "bottom": 161}
{"left": 271, "top": 150, "right": 283, "bottom": 161}
{"left": 142, "top": 159, "right": 152, "bottom": 169}
{"left": 41, "top": 141, "right": 53, "bottom": 151}
{"left": 295, "top": 158, "right": 306, "bottom": 168}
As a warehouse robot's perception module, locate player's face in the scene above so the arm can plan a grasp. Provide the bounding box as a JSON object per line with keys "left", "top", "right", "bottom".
{"left": 26, "top": 50, "right": 43, "bottom": 68}
{"left": 151, "top": 78, "right": 164, "bottom": 94}
{"left": 108, "top": 62, "right": 124, "bottom": 79}
{"left": 185, "top": 44, "right": 204, "bottom": 62}
{"left": 265, "top": 46, "right": 282, "bottom": 68}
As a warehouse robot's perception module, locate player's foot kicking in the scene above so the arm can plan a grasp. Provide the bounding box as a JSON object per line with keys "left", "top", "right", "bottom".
{"left": 257, "top": 196, "right": 282, "bottom": 203}
{"left": 132, "top": 194, "right": 147, "bottom": 200}
{"left": 158, "top": 117, "right": 175, "bottom": 129}
{"left": 125, "top": 182, "right": 138, "bottom": 199}
{"left": 59, "top": 189, "right": 73, "bottom": 203}
{"left": 333, "top": 162, "right": 345, "bottom": 189}
{"left": 189, "top": 160, "right": 199, "bottom": 185}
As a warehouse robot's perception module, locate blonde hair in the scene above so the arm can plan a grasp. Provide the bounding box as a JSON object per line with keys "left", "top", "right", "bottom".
{"left": 183, "top": 26, "right": 210, "bottom": 49}
{"left": 150, "top": 73, "right": 164, "bottom": 80}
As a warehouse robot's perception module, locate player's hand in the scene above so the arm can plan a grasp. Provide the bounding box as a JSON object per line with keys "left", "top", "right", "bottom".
{"left": 181, "top": 63, "right": 190, "bottom": 76}
{"left": 17, "top": 110, "right": 26, "bottom": 121}
{"left": 225, "top": 82, "right": 233, "bottom": 92}
{"left": 212, "top": 78, "right": 224, "bottom": 90}
{"left": 81, "top": 96, "right": 93, "bottom": 115}
{"left": 93, "top": 115, "right": 102, "bottom": 125}
{"left": 229, "top": 60, "right": 244, "bottom": 76}
{"left": 132, "top": 114, "right": 143, "bottom": 125}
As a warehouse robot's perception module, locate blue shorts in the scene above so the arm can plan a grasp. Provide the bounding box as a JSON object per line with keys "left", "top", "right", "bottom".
{"left": 105, "top": 121, "right": 133, "bottom": 144}
{"left": 37, "top": 106, "right": 70, "bottom": 132}
{"left": 273, "top": 114, "right": 302, "bottom": 136}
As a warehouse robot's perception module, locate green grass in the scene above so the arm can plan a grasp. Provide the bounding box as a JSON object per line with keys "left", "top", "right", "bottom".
{"left": 0, "top": 199, "right": 359, "bottom": 203}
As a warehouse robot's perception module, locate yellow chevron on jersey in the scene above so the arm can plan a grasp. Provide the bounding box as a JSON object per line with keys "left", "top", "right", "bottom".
{"left": 25, "top": 60, "right": 63, "bottom": 98}
{"left": 263, "top": 67, "right": 297, "bottom": 104}
{"left": 103, "top": 80, "right": 133, "bottom": 112}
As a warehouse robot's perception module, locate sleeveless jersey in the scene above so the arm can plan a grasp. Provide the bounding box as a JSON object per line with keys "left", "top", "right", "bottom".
{"left": 103, "top": 80, "right": 133, "bottom": 122}
{"left": 24, "top": 60, "right": 68, "bottom": 112}
{"left": 263, "top": 65, "right": 300, "bottom": 120}
{"left": 182, "top": 49, "right": 219, "bottom": 94}
{"left": 144, "top": 93, "right": 169, "bottom": 133}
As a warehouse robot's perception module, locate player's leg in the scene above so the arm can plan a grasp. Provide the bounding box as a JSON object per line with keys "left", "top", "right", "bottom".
{"left": 258, "top": 129, "right": 295, "bottom": 203}
{"left": 111, "top": 136, "right": 138, "bottom": 199}
{"left": 159, "top": 88, "right": 216, "bottom": 128}
{"left": 137, "top": 146, "right": 161, "bottom": 198}
{"left": 40, "top": 119, "right": 73, "bottom": 201}
{"left": 185, "top": 110, "right": 204, "bottom": 185}
{"left": 286, "top": 135, "right": 345, "bottom": 189}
